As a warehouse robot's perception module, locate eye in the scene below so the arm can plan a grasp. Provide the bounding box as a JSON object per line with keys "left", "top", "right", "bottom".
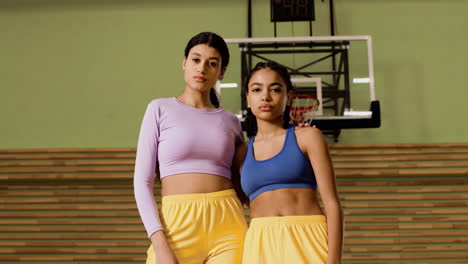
{"left": 251, "top": 87, "right": 261, "bottom": 93}
{"left": 271, "top": 86, "right": 282, "bottom": 93}
{"left": 209, "top": 61, "right": 218, "bottom": 67}
{"left": 192, "top": 58, "right": 200, "bottom": 63}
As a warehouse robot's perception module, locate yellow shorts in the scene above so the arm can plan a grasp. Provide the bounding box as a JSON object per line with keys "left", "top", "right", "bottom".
{"left": 242, "top": 215, "right": 328, "bottom": 264}
{"left": 146, "top": 189, "right": 247, "bottom": 264}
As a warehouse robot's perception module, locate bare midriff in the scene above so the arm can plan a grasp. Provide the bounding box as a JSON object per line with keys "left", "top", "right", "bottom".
{"left": 249, "top": 188, "right": 323, "bottom": 218}
{"left": 160, "top": 173, "right": 233, "bottom": 196}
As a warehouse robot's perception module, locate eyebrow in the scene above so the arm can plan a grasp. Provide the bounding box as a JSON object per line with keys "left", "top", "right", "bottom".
{"left": 270, "top": 82, "right": 283, "bottom": 87}
{"left": 249, "top": 82, "right": 283, "bottom": 87}
{"left": 190, "top": 52, "right": 220, "bottom": 61}
{"left": 249, "top": 82, "right": 263, "bottom": 87}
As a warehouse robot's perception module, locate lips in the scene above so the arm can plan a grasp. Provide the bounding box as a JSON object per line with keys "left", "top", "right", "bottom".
{"left": 259, "top": 105, "right": 273, "bottom": 111}
{"left": 193, "top": 76, "right": 206, "bottom": 82}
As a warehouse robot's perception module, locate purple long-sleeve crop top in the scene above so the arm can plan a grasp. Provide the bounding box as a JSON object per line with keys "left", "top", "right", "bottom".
{"left": 133, "top": 97, "right": 244, "bottom": 237}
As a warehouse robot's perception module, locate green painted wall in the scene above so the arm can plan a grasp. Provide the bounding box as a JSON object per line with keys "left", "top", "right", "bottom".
{"left": 1, "top": 0, "right": 467, "bottom": 148}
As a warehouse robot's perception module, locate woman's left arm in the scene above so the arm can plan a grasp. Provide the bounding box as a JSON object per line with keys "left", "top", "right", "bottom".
{"left": 232, "top": 142, "right": 249, "bottom": 206}
{"left": 302, "top": 127, "right": 344, "bottom": 264}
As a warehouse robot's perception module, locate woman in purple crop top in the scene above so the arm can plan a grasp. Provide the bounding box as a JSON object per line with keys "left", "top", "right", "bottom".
{"left": 234, "top": 61, "right": 344, "bottom": 264}
{"left": 134, "top": 32, "right": 247, "bottom": 264}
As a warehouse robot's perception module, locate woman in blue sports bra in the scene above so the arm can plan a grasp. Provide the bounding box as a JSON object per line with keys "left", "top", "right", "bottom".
{"left": 234, "top": 61, "right": 344, "bottom": 264}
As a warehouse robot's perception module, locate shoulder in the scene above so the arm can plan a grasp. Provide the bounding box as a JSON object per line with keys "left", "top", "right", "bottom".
{"left": 294, "top": 126, "right": 328, "bottom": 153}
{"left": 295, "top": 126, "right": 324, "bottom": 142}
{"left": 221, "top": 109, "right": 241, "bottom": 122}
{"left": 148, "top": 97, "right": 174, "bottom": 108}
{"left": 146, "top": 98, "right": 180, "bottom": 116}
{"left": 140, "top": 98, "right": 175, "bottom": 123}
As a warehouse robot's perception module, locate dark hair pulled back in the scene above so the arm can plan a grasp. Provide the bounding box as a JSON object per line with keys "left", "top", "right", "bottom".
{"left": 244, "top": 61, "right": 295, "bottom": 138}
{"left": 184, "top": 32, "right": 230, "bottom": 108}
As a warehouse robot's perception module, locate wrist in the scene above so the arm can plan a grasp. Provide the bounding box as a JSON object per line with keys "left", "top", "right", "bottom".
{"left": 150, "top": 230, "right": 169, "bottom": 249}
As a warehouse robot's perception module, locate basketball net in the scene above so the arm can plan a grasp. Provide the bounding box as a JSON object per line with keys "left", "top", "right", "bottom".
{"left": 289, "top": 94, "right": 320, "bottom": 126}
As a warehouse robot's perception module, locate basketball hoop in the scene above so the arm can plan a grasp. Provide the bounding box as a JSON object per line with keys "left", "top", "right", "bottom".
{"left": 290, "top": 94, "right": 320, "bottom": 125}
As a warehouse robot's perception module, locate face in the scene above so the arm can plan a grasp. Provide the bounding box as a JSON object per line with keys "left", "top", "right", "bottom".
{"left": 182, "top": 44, "right": 225, "bottom": 93}
{"left": 246, "top": 68, "right": 290, "bottom": 122}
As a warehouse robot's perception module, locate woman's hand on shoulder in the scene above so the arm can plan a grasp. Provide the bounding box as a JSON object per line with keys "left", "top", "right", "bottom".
{"left": 297, "top": 122, "right": 316, "bottom": 128}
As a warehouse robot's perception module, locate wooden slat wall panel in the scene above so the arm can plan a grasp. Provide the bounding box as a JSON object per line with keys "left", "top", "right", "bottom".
{"left": 0, "top": 143, "right": 467, "bottom": 263}
{"left": 0, "top": 149, "right": 145, "bottom": 264}
{"left": 332, "top": 143, "right": 468, "bottom": 264}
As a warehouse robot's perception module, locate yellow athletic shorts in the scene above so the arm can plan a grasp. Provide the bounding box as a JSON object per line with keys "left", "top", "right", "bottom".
{"left": 242, "top": 215, "right": 328, "bottom": 264}
{"left": 146, "top": 189, "right": 247, "bottom": 264}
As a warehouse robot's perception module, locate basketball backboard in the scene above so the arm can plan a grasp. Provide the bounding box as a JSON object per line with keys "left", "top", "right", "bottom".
{"left": 219, "top": 35, "right": 380, "bottom": 138}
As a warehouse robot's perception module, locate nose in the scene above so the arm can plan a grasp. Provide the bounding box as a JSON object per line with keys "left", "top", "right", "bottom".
{"left": 261, "top": 91, "right": 271, "bottom": 102}
{"left": 197, "top": 62, "right": 207, "bottom": 74}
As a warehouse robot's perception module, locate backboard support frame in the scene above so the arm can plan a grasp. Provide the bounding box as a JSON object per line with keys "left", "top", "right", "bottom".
{"left": 225, "top": 35, "right": 380, "bottom": 141}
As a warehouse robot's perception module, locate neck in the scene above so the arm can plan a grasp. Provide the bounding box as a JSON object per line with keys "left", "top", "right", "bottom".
{"left": 255, "top": 118, "right": 285, "bottom": 139}
{"left": 177, "top": 89, "right": 215, "bottom": 110}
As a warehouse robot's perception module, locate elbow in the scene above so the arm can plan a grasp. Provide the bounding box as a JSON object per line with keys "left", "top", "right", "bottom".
{"left": 323, "top": 199, "right": 343, "bottom": 216}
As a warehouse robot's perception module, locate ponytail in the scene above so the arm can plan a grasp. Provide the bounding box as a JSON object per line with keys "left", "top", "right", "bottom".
{"left": 209, "top": 88, "right": 220, "bottom": 108}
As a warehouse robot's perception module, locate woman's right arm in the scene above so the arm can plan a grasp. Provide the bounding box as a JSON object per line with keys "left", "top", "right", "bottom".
{"left": 133, "top": 103, "right": 178, "bottom": 263}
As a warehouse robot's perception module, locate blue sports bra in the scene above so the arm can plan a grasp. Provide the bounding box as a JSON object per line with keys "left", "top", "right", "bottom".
{"left": 240, "top": 125, "right": 317, "bottom": 201}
